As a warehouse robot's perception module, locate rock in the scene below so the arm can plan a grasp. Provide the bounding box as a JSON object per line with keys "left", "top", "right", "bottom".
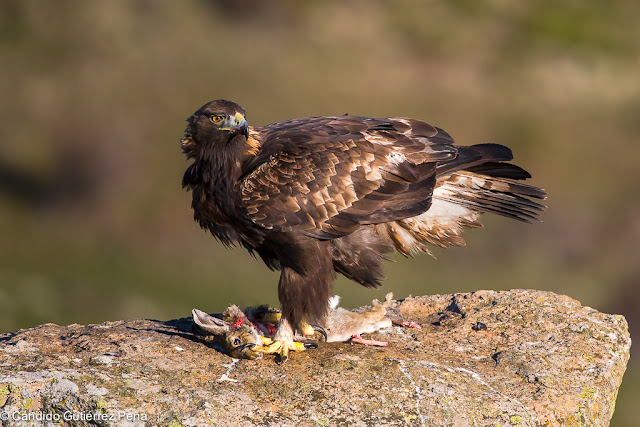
{"left": 0, "top": 289, "right": 631, "bottom": 426}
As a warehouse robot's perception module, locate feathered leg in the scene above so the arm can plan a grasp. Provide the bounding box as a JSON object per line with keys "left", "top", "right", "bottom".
{"left": 251, "top": 239, "right": 334, "bottom": 362}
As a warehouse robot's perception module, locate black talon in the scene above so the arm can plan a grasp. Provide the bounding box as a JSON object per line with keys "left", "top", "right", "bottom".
{"left": 304, "top": 342, "right": 319, "bottom": 349}
{"left": 311, "top": 325, "right": 328, "bottom": 342}
{"left": 237, "top": 343, "right": 258, "bottom": 351}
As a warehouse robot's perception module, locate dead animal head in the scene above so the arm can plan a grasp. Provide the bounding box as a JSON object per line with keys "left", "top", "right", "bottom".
{"left": 192, "top": 308, "right": 262, "bottom": 359}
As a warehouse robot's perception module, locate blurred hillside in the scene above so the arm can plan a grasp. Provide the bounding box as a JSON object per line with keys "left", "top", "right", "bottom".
{"left": 0, "top": 1, "right": 638, "bottom": 424}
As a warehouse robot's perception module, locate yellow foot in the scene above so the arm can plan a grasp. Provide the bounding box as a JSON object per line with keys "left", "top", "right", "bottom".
{"left": 248, "top": 336, "right": 318, "bottom": 363}
{"left": 300, "top": 322, "right": 328, "bottom": 342}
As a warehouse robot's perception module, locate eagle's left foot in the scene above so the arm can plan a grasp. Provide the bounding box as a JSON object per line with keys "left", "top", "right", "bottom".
{"left": 300, "top": 322, "right": 328, "bottom": 342}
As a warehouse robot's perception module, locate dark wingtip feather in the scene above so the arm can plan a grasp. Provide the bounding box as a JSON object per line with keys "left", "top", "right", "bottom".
{"left": 466, "top": 162, "right": 531, "bottom": 180}
{"left": 470, "top": 143, "right": 514, "bottom": 162}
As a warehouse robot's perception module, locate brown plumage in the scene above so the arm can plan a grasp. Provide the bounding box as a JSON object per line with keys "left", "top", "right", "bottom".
{"left": 181, "top": 99, "right": 546, "bottom": 354}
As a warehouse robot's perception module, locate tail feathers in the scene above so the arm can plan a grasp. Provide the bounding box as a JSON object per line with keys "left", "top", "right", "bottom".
{"left": 379, "top": 169, "right": 546, "bottom": 256}
{"left": 376, "top": 143, "right": 546, "bottom": 257}
{"left": 436, "top": 171, "right": 547, "bottom": 223}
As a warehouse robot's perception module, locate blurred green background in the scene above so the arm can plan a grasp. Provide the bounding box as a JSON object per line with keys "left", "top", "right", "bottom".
{"left": 0, "top": 0, "right": 638, "bottom": 424}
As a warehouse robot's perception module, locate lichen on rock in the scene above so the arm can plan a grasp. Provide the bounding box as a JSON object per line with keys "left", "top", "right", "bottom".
{"left": 0, "top": 290, "right": 631, "bottom": 426}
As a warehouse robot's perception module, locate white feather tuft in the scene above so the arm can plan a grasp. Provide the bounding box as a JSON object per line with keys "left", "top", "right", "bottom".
{"left": 328, "top": 295, "right": 341, "bottom": 310}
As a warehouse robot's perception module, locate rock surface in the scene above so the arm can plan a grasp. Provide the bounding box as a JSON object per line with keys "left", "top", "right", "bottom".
{"left": 0, "top": 289, "right": 631, "bottom": 426}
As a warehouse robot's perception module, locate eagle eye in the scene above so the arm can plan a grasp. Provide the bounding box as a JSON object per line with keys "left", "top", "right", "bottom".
{"left": 211, "top": 115, "right": 225, "bottom": 123}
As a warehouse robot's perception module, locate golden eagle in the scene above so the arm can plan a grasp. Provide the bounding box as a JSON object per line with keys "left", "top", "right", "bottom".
{"left": 181, "top": 99, "right": 546, "bottom": 360}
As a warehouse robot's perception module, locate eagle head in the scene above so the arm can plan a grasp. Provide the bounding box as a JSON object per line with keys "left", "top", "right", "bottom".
{"left": 181, "top": 99, "right": 249, "bottom": 158}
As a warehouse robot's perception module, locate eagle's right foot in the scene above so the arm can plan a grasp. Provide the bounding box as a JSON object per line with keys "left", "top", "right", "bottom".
{"left": 246, "top": 336, "right": 317, "bottom": 363}
{"left": 260, "top": 318, "right": 319, "bottom": 363}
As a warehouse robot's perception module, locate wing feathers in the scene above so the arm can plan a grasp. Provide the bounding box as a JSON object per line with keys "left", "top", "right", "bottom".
{"left": 241, "top": 115, "right": 452, "bottom": 237}
{"left": 465, "top": 162, "right": 531, "bottom": 180}
{"left": 239, "top": 114, "right": 545, "bottom": 247}
{"left": 436, "top": 143, "right": 512, "bottom": 176}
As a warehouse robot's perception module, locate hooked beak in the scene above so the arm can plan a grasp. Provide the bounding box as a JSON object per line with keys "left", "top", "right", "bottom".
{"left": 221, "top": 112, "right": 249, "bottom": 137}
